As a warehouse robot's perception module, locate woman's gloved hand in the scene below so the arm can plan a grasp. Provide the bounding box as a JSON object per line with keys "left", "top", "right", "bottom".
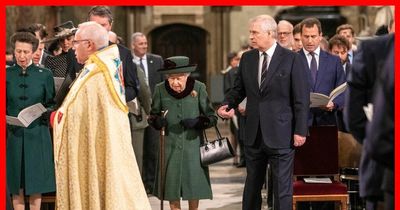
{"left": 148, "top": 115, "right": 168, "bottom": 130}
{"left": 180, "top": 116, "right": 210, "bottom": 129}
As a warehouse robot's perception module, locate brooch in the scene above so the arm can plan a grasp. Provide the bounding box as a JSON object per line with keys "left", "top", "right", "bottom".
{"left": 191, "top": 90, "right": 198, "bottom": 97}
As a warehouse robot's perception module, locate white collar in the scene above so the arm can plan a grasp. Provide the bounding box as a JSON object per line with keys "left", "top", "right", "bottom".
{"left": 259, "top": 42, "right": 277, "bottom": 58}
{"left": 133, "top": 54, "right": 146, "bottom": 61}
{"left": 303, "top": 46, "right": 321, "bottom": 56}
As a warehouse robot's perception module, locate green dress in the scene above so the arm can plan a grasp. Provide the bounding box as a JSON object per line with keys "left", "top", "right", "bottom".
{"left": 151, "top": 78, "right": 217, "bottom": 201}
{"left": 6, "top": 64, "right": 56, "bottom": 195}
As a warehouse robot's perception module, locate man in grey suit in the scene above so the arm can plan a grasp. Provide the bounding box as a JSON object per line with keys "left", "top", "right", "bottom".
{"left": 131, "top": 32, "right": 164, "bottom": 194}
{"left": 218, "top": 15, "right": 309, "bottom": 210}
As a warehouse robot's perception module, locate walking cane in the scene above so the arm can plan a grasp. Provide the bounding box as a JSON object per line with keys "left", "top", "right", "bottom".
{"left": 160, "top": 110, "right": 168, "bottom": 210}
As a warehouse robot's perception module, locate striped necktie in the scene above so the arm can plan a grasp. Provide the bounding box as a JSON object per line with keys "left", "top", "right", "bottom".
{"left": 139, "top": 57, "right": 145, "bottom": 71}
{"left": 260, "top": 52, "right": 268, "bottom": 89}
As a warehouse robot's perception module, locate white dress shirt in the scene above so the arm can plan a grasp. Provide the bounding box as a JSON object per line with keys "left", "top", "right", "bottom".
{"left": 258, "top": 42, "right": 277, "bottom": 86}
{"left": 302, "top": 46, "right": 321, "bottom": 71}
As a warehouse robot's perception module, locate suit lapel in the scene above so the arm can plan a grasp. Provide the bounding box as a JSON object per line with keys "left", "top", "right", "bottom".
{"left": 145, "top": 54, "right": 153, "bottom": 85}
{"left": 260, "top": 45, "right": 284, "bottom": 92}
{"left": 248, "top": 50, "right": 260, "bottom": 94}
{"left": 315, "top": 50, "right": 328, "bottom": 90}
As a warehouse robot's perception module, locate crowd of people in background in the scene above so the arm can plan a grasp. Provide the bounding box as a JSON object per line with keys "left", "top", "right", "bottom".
{"left": 6, "top": 6, "right": 394, "bottom": 210}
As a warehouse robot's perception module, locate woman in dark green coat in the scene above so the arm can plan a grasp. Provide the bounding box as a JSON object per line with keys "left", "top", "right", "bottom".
{"left": 148, "top": 56, "right": 217, "bottom": 210}
{"left": 6, "top": 32, "right": 56, "bottom": 210}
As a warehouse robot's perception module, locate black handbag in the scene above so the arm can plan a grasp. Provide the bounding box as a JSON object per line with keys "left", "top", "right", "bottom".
{"left": 200, "top": 125, "right": 235, "bottom": 166}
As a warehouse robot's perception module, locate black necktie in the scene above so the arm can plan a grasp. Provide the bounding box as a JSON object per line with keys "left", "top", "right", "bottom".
{"left": 310, "top": 51, "right": 317, "bottom": 85}
{"left": 260, "top": 52, "right": 268, "bottom": 89}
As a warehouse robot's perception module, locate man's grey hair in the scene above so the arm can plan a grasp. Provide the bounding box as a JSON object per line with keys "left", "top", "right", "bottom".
{"left": 131, "top": 32, "right": 146, "bottom": 43}
{"left": 77, "top": 21, "right": 109, "bottom": 50}
{"left": 249, "top": 15, "right": 277, "bottom": 38}
{"left": 278, "top": 20, "right": 294, "bottom": 31}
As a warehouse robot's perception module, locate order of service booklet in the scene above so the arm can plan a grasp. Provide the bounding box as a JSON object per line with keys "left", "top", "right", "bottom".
{"left": 6, "top": 103, "right": 46, "bottom": 127}
{"left": 310, "top": 83, "right": 347, "bottom": 108}
{"left": 303, "top": 177, "right": 333, "bottom": 184}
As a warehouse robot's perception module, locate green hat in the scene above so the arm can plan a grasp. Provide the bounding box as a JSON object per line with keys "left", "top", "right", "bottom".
{"left": 158, "top": 56, "right": 197, "bottom": 74}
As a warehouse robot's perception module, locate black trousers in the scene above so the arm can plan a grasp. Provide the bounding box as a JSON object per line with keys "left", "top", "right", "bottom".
{"left": 142, "top": 126, "right": 160, "bottom": 191}
{"left": 242, "top": 127, "right": 294, "bottom": 210}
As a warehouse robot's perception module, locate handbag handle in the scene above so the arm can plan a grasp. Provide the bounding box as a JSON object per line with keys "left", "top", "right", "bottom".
{"left": 203, "top": 125, "right": 223, "bottom": 144}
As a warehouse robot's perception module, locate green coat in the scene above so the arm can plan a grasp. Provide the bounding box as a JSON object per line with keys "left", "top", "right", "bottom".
{"left": 6, "top": 64, "right": 56, "bottom": 195}
{"left": 151, "top": 79, "right": 217, "bottom": 200}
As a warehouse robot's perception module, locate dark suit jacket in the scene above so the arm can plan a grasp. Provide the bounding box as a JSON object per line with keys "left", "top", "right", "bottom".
{"left": 365, "top": 36, "right": 394, "bottom": 195}
{"left": 365, "top": 35, "right": 394, "bottom": 170}
{"left": 223, "top": 66, "right": 238, "bottom": 94}
{"left": 345, "top": 34, "right": 393, "bottom": 143}
{"left": 223, "top": 67, "right": 241, "bottom": 133}
{"left": 145, "top": 53, "right": 164, "bottom": 93}
{"left": 336, "top": 62, "right": 352, "bottom": 132}
{"left": 344, "top": 34, "right": 393, "bottom": 199}
{"left": 299, "top": 49, "right": 346, "bottom": 126}
{"left": 117, "top": 43, "right": 139, "bottom": 102}
{"left": 54, "top": 49, "right": 82, "bottom": 108}
{"left": 224, "top": 45, "right": 309, "bottom": 149}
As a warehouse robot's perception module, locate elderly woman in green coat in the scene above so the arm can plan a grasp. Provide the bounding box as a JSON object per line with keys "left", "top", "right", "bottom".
{"left": 148, "top": 56, "right": 217, "bottom": 210}
{"left": 6, "top": 32, "right": 56, "bottom": 210}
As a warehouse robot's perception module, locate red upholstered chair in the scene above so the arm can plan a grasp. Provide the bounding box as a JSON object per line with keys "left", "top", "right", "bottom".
{"left": 293, "top": 126, "right": 348, "bottom": 210}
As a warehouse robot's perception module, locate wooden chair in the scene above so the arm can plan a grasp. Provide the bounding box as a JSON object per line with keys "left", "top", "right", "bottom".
{"left": 293, "top": 126, "right": 348, "bottom": 210}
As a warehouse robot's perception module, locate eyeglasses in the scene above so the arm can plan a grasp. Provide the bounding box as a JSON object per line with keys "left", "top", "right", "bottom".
{"left": 72, "top": 39, "right": 90, "bottom": 46}
{"left": 278, "top": 32, "right": 292, "bottom": 36}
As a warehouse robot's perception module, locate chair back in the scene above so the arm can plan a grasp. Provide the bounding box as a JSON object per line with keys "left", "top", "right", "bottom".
{"left": 294, "top": 126, "right": 339, "bottom": 176}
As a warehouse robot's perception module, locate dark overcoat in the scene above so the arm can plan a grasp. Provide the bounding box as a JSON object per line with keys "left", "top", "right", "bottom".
{"left": 151, "top": 79, "right": 217, "bottom": 200}
{"left": 6, "top": 64, "right": 56, "bottom": 195}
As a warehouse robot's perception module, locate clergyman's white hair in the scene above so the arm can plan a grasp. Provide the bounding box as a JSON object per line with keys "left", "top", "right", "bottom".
{"left": 77, "top": 21, "right": 109, "bottom": 50}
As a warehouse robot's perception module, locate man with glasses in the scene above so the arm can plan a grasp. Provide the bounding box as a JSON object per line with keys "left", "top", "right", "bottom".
{"left": 277, "top": 20, "right": 294, "bottom": 50}
{"left": 52, "top": 21, "right": 151, "bottom": 210}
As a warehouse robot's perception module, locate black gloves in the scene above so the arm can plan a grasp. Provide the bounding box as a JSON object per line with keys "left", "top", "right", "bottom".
{"left": 180, "top": 116, "right": 210, "bottom": 130}
{"left": 148, "top": 115, "right": 168, "bottom": 130}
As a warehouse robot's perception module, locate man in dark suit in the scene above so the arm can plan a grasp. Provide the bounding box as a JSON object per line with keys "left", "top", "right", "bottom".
{"left": 298, "top": 18, "right": 346, "bottom": 127}
{"left": 222, "top": 51, "right": 241, "bottom": 166}
{"left": 297, "top": 17, "right": 346, "bottom": 210}
{"left": 328, "top": 34, "right": 352, "bottom": 132}
{"left": 218, "top": 15, "right": 309, "bottom": 210}
{"left": 130, "top": 32, "right": 164, "bottom": 194}
{"left": 88, "top": 6, "right": 139, "bottom": 102}
{"left": 365, "top": 36, "right": 393, "bottom": 210}
{"left": 345, "top": 34, "right": 393, "bottom": 210}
